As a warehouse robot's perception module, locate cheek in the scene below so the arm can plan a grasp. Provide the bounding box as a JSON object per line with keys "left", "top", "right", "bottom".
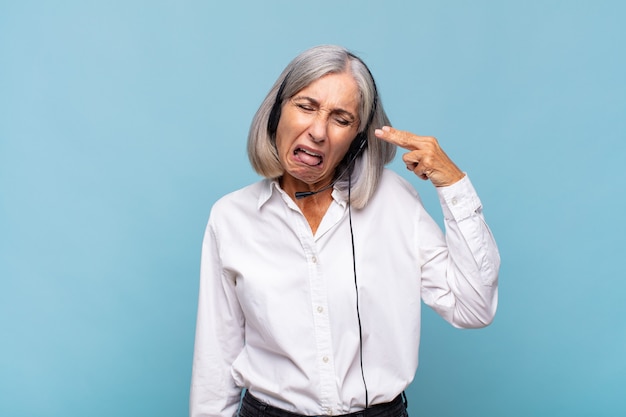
{"left": 275, "top": 113, "right": 307, "bottom": 151}
{"left": 331, "top": 131, "right": 358, "bottom": 159}
{"left": 274, "top": 124, "right": 293, "bottom": 158}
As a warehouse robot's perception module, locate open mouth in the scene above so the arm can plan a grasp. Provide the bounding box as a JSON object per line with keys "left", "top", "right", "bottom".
{"left": 294, "top": 147, "right": 323, "bottom": 166}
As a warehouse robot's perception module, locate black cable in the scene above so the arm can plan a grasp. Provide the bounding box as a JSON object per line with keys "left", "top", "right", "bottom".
{"left": 348, "top": 174, "right": 369, "bottom": 409}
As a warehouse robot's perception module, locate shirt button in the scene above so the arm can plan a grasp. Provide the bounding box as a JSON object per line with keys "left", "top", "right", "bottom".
{"left": 451, "top": 197, "right": 458, "bottom": 205}
{"left": 311, "top": 256, "right": 318, "bottom": 263}
{"left": 317, "top": 306, "right": 324, "bottom": 313}
{"left": 322, "top": 356, "right": 329, "bottom": 363}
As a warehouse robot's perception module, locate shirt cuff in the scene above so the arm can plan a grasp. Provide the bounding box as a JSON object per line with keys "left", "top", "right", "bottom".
{"left": 436, "top": 174, "right": 483, "bottom": 221}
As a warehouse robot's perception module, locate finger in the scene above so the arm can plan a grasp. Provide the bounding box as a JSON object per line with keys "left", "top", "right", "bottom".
{"left": 410, "top": 163, "right": 429, "bottom": 181}
{"left": 402, "top": 151, "right": 434, "bottom": 180}
{"left": 406, "top": 162, "right": 417, "bottom": 171}
{"left": 401, "top": 150, "right": 425, "bottom": 169}
{"left": 374, "top": 126, "right": 422, "bottom": 150}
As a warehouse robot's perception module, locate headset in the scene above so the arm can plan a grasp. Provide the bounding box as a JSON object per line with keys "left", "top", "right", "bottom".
{"left": 268, "top": 55, "right": 378, "bottom": 201}
{"left": 266, "top": 54, "right": 382, "bottom": 409}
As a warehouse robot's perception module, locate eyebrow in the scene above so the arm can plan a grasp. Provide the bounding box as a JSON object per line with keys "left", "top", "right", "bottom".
{"left": 292, "top": 95, "right": 358, "bottom": 122}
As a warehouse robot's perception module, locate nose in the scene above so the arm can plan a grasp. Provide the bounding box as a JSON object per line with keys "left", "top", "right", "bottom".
{"left": 308, "top": 113, "right": 328, "bottom": 143}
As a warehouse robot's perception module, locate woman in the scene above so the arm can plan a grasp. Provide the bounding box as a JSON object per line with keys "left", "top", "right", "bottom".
{"left": 190, "top": 45, "right": 499, "bottom": 417}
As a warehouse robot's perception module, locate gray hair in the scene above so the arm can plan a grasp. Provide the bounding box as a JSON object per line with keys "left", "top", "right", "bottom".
{"left": 247, "top": 45, "right": 396, "bottom": 208}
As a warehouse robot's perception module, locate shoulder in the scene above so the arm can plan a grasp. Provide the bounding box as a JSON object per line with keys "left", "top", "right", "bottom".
{"left": 356, "top": 169, "right": 424, "bottom": 215}
{"left": 374, "top": 168, "right": 421, "bottom": 203}
{"left": 209, "top": 179, "right": 269, "bottom": 221}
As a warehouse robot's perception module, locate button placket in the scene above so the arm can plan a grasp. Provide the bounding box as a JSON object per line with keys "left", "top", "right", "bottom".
{"left": 305, "top": 244, "right": 337, "bottom": 412}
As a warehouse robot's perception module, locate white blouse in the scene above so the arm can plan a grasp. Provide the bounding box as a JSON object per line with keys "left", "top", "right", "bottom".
{"left": 190, "top": 169, "right": 499, "bottom": 417}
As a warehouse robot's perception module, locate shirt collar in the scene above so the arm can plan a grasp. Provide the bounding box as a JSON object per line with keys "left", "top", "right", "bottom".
{"left": 257, "top": 179, "right": 277, "bottom": 210}
{"left": 257, "top": 178, "right": 348, "bottom": 210}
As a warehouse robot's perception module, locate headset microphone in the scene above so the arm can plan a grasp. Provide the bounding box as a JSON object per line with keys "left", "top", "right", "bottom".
{"left": 295, "top": 187, "right": 331, "bottom": 199}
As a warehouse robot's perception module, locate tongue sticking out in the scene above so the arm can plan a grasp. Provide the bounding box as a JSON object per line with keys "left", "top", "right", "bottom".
{"left": 295, "top": 148, "right": 322, "bottom": 166}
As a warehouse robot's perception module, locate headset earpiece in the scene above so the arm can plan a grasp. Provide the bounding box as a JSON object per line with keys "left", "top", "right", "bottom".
{"left": 267, "top": 73, "right": 291, "bottom": 138}
{"left": 345, "top": 132, "right": 368, "bottom": 163}
{"left": 267, "top": 99, "right": 282, "bottom": 138}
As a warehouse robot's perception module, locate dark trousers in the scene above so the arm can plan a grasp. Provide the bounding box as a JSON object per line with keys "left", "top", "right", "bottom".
{"left": 239, "top": 391, "right": 408, "bottom": 417}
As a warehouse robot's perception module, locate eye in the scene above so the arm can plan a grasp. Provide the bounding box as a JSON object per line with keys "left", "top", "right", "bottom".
{"left": 295, "top": 102, "right": 315, "bottom": 112}
{"left": 334, "top": 117, "right": 351, "bottom": 127}
{"left": 332, "top": 112, "right": 356, "bottom": 127}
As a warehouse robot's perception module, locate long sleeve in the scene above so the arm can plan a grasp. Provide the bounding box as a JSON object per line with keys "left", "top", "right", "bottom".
{"left": 190, "top": 218, "right": 245, "bottom": 417}
{"left": 419, "top": 175, "right": 500, "bottom": 328}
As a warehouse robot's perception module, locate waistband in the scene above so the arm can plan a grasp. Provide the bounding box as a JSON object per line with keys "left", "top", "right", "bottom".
{"left": 240, "top": 391, "right": 407, "bottom": 417}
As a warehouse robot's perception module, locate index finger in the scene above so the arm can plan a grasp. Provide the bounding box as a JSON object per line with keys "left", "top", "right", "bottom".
{"left": 374, "top": 126, "right": 419, "bottom": 150}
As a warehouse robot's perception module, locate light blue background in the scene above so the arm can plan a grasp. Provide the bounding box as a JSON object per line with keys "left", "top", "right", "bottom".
{"left": 1, "top": 1, "right": 625, "bottom": 416}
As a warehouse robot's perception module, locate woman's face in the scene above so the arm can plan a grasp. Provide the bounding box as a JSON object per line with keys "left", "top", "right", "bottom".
{"left": 275, "top": 72, "right": 361, "bottom": 191}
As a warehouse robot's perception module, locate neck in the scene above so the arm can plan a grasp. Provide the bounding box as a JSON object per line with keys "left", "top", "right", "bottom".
{"left": 280, "top": 175, "right": 334, "bottom": 234}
